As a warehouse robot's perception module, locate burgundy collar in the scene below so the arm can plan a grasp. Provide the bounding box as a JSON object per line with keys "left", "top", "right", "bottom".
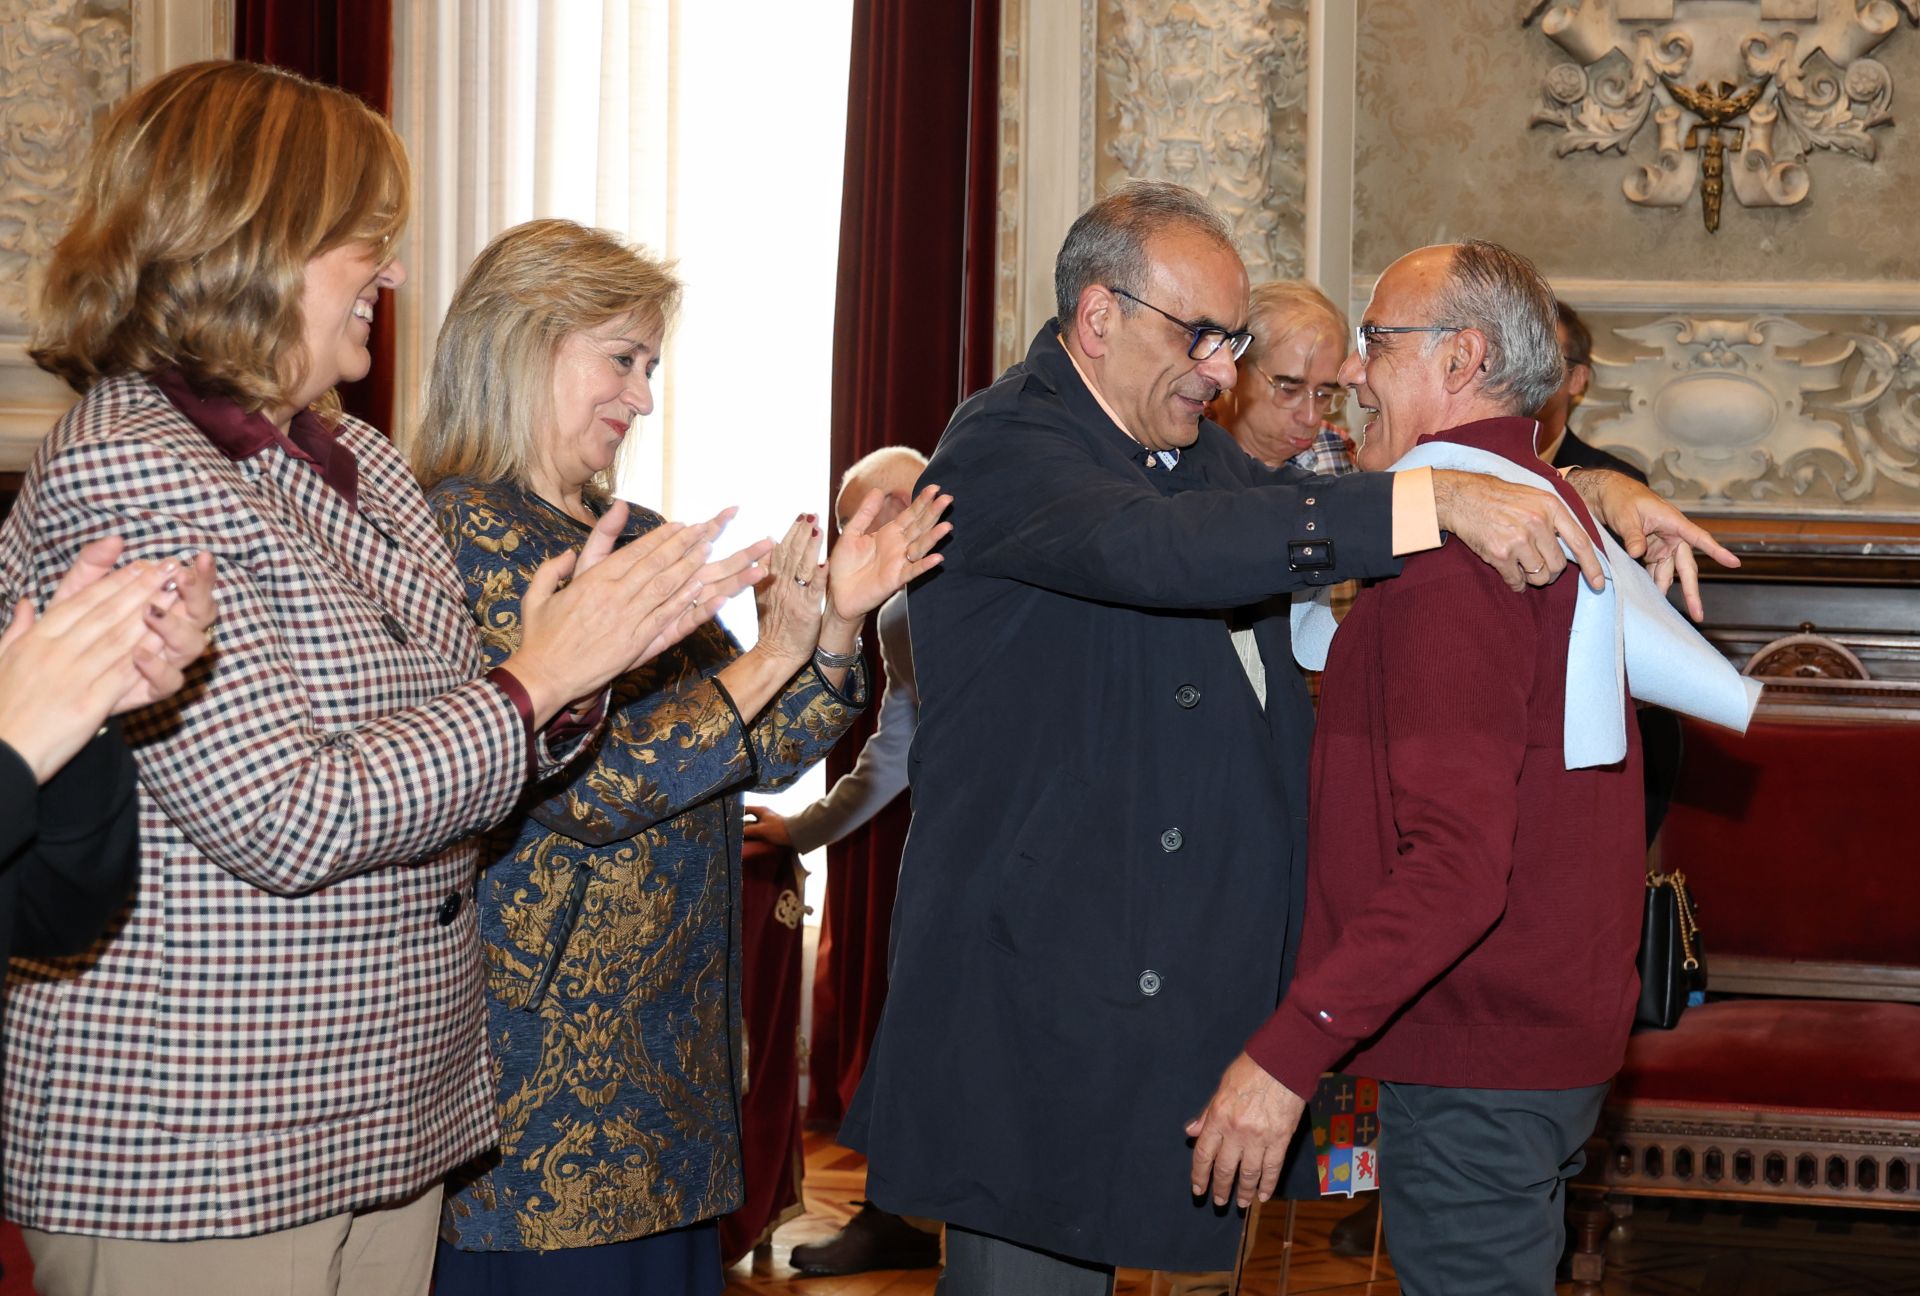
{"left": 1415, "top": 415, "right": 1544, "bottom": 466}
{"left": 151, "top": 371, "right": 359, "bottom": 509}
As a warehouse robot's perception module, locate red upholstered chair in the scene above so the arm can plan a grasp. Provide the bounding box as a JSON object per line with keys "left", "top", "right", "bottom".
{"left": 1570, "top": 715, "right": 1920, "bottom": 1289}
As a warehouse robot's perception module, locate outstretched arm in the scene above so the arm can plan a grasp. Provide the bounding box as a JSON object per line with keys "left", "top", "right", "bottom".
{"left": 1564, "top": 467, "right": 1740, "bottom": 621}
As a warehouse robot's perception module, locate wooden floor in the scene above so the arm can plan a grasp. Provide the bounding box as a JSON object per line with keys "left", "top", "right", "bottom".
{"left": 725, "top": 1135, "right": 1920, "bottom": 1295}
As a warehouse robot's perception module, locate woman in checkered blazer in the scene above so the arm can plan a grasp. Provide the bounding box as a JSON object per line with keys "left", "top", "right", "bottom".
{"left": 1, "top": 538, "right": 213, "bottom": 1063}
{"left": 408, "top": 218, "right": 950, "bottom": 1296}
{"left": 0, "top": 62, "right": 766, "bottom": 1296}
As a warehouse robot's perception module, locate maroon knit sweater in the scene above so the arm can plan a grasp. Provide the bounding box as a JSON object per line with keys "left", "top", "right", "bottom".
{"left": 1248, "top": 417, "right": 1645, "bottom": 1098}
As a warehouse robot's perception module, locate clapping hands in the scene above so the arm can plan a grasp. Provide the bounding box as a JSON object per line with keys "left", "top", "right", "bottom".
{"left": 0, "top": 538, "right": 219, "bottom": 783}
{"left": 825, "top": 484, "right": 953, "bottom": 624}
{"left": 513, "top": 503, "right": 775, "bottom": 725}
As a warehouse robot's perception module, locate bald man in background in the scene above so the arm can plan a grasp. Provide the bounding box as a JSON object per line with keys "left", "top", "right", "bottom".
{"left": 747, "top": 446, "right": 942, "bottom": 1277}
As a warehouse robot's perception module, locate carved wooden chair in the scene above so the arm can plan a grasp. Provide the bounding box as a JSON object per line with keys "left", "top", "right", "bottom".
{"left": 1568, "top": 634, "right": 1920, "bottom": 1290}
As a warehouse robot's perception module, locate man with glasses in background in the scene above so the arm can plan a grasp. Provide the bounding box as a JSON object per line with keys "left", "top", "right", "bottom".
{"left": 1213, "top": 280, "right": 1357, "bottom": 477}
{"left": 843, "top": 181, "right": 1732, "bottom": 1294}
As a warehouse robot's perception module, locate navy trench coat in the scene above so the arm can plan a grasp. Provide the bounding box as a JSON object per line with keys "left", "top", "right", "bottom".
{"left": 843, "top": 325, "right": 1403, "bottom": 1271}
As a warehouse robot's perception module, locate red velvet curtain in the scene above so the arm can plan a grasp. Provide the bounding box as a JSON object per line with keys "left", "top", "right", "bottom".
{"left": 810, "top": 0, "right": 1001, "bottom": 1124}
{"left": 234, "top": 0, "right": 397, "bottom": 434}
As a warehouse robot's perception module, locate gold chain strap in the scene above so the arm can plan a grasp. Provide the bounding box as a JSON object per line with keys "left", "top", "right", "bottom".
{"left": 1646, "top": 867, "right": 1703, "bottom": 972}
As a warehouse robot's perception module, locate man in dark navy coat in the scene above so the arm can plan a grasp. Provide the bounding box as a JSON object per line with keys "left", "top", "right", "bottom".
{"left": 842, "top": 183, "right": 1727, "bottom": 1292}
{"left": 1537, "top": 300, "right": 1648, "bottom": 483}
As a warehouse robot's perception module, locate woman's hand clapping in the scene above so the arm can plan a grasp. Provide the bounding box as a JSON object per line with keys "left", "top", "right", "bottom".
{"left": 752, "top": 515, "right": 828, "bottom": 667}
{"left": 0, "top": 538, "right": 219, "bottom": 784}
{"left": 721, "top": 485, "right": 952, "bottom": 720}
{"left": 824, "top": 484, "right": 953, "bottom": 625}
{"left": 511, "top": 504, "right": 773, "bottom": 726}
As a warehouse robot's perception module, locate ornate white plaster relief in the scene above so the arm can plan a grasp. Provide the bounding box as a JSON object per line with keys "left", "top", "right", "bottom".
{"left": 0, "top": 0, "right": 229, "bottom": 471}
{"left": 1529, "top": 0, "right": 1920, "bottom": 232}
{"left": 994, "top": 0, "right": 1101, "bottom": 372}
{"left": 1099, "top": 0, "right": 1310, "bottom": 282}
{"left": 0, "top": 1, "right": 134, "bottom": 468}
{"left": 1577, "top": 309, "right": 1920, "bottom": 516}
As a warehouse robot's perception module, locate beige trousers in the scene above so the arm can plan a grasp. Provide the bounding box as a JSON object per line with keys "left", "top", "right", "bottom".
{"left": 21, "top": 1184, "right": 443, "bottom": 1296}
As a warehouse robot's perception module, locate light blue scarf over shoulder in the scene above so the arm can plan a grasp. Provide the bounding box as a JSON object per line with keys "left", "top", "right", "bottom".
{"left": 1291, "top": 441, "right": 1762, "bottom": 770}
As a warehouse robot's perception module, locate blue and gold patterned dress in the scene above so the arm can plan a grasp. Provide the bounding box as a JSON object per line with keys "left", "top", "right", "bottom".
{"left": 427, "top": 477, "right": 864, "bottom": 1285}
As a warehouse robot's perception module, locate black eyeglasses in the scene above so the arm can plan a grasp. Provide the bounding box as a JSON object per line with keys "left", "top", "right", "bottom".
{"left": 1353, "top": 323, "right": 1464, "bottom": 360}
{"left": 1108, "top": 286, "right": 1254, "bottom": 361}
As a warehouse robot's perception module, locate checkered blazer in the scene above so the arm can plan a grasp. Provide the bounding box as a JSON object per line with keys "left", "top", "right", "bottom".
{"left": 0, "top": 375, "right": 540, "bottom": 1239}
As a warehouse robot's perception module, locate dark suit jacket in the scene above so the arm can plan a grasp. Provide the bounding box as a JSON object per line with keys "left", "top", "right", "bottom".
{"left": 1551, "top": 428, "right": 1647, "bottom": 484}
{"left": 1, "top": 723, "right": 140, "bottom": 1200}
{"left": 843, "top": 325, "right": 1401, "bottom": 1270}
{"left": 1, "top": 724, "right": 139, "bottom": 968}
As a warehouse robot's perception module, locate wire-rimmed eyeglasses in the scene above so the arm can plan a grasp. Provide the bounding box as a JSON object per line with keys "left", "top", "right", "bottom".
{"left": 1256, "top": 367, "right": 1344, "bottom": 415}
{"left": 1108, "top": 286, "right": 1254, "bottom": 361}
{"left": 1353, "top": 323, "right": 1464, "bottom": 361}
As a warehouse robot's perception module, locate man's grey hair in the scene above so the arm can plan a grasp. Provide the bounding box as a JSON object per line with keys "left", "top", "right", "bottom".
{"left": 1427, "top": 239, "right": 1565, "bottom": 416}
{"left": 1246, "top": 280, "right": 1349, "bottom": 367}
{"left": 1053, "top": 181, "right": 1233, "bottom": 322}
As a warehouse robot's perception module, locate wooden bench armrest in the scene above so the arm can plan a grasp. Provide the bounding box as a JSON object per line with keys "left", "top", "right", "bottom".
{"left": 1709, "top": 955, "right": 1920, "bottom": 1003}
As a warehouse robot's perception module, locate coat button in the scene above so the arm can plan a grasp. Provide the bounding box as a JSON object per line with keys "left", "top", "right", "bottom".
{"left": 1139, "top": 969, "right": 1162, "bottom": 996}
{"left": 381, "top": 612, "right": 410, "bottom": 645}
{"left": 1174, "top": 684, "right": 1201, "bottom": 709}
{"left": 1160, "top": 827, "right": 1184, "bottom": 852}
{"left": 436, "top": 891, "right": 463, "bottom": 926}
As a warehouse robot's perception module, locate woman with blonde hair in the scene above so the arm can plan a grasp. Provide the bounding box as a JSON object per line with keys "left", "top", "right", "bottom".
{"left": 0, "top": 61, "right": 762, "bottom": 1296}
{"left": 410, "top": 217, "right": 950, "bottom": 1295}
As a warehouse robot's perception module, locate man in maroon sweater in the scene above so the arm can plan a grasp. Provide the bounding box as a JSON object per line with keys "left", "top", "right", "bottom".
{"left": 1188, "top": 240, "right": 1646, "bottom": 1294}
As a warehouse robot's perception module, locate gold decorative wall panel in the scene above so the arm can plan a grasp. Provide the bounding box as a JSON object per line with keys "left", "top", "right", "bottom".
{"left": 1354, "top": 0, "right": 1920, "bottom": 519}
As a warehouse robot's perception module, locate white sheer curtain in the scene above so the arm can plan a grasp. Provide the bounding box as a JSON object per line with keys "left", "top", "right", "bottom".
{"left": 393, "top": 0, "right": 851, "bottom": 527}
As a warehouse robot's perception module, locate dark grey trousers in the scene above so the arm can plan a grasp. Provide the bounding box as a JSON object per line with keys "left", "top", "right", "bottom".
{"left": 934, "top": 1224, "right": 1115, "bottom": 1296}
{"left": 1378, "top": 1080, "right": 1610, "bottom": 1296}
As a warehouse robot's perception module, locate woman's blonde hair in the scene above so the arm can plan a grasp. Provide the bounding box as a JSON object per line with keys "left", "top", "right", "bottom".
{"left": 31, "top": 60, "right": 408, "bottom": 417}
{"left": 408, "top": 219, "right": 682, "bottom": 494}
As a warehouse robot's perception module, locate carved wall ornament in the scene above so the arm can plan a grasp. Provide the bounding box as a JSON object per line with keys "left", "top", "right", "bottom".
{"left": 1743, "top": 629, "right": 1871, "bottom": 678}
{"left": 1578, "top": 310, "right": 1920, "bottom": 514}
{"left": 996, "top": 0, "right": 1025, "bottom": 373}
{"left": 0, "top": 1, "right": 135, "bottom": 331}
{"left": 1525, "top": 0, "right": 1920, "bottom": 231}
{"left": 1098, "top": 0, "right": 1310, "bottom": 283}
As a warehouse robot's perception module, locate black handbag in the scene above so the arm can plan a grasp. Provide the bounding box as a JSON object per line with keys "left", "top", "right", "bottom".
{"left": 1636, "top": 868, "right": 1706, "bottom": 1030}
